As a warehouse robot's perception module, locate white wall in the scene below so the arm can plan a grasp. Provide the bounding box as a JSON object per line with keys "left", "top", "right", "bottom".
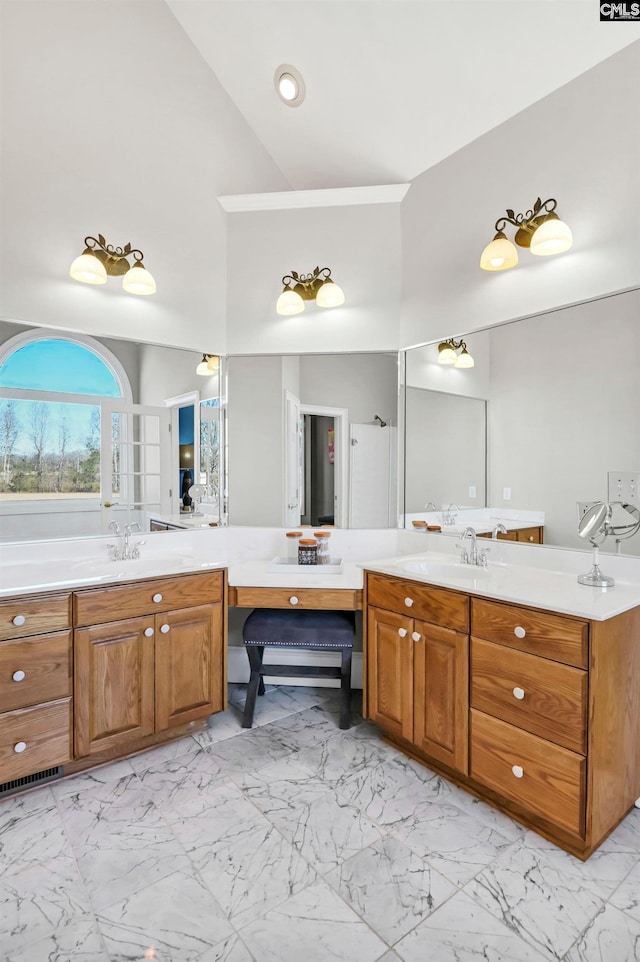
{"left": 400, "top": 44, "right": 640, "bottom": 349}
{"left": 0, "top": 0, "right": 289, "bottom": 352}
{"left": 224, "top": 201, "right": 404, "bottom": 354}
{"left": 404, "top": 389, "right": 486, "bottom": 514}
{"left": 299, "top": 353, "right": 398, "bottom": 424}
{"left": 488, "top": 289, "right": 640, "bottom": 551}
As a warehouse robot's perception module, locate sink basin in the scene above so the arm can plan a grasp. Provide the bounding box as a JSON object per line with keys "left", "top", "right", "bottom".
{"left": 394, "top": 557, "right": 491, "bottom": 581}
{"left": 71, "top": 555, "right": 212, "bottom": 579}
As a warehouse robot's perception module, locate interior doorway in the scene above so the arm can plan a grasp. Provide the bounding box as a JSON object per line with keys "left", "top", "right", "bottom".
{"left": 301, "top": 413, "right": 335, "bottom": 526}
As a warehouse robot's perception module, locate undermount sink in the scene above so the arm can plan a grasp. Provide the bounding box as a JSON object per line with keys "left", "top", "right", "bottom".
{"left": 394, "top": 557, "right": 491, "bottom": 580}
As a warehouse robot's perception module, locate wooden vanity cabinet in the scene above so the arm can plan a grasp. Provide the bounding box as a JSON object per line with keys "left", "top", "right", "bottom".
{"left": 364, "top": 572, "right": 640, "bottom": 858}
{"left": 73, "top": 571, "right": 224, "bottom": 759}
{"left": 0, "top": 592, "right": 73, "bottom": 784}
{"left": 366, "top": 572, "right": 469, "bottom": 774}
{"left": 477, "top": 525, "right": 544, "bottom": 544}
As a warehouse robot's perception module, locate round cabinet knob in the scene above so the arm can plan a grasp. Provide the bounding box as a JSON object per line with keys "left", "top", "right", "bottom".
{"left": 514, "top": 626, "right": 526, "bottom": 639}
{"left": 14, "top": 741, "right": 27, "bottom": 754}
{"left": 512, "top": 765, "right": 524, "bottom": 779}
{"left": 289, "top": 596, "right": 299, "bottom": 605}
{"left": 528, "top": 535, "right": 534, "bottom": 542}
{"left": 144, "top": 627, "right": 154, "bottom": 637}
{"left": 412, "top": 631, "right": 421, "bottom": 642}
{"left": 152, "top": 593, "right": 163, "bottom": 604}
{"left": 160, "top": 624, "right": 170, "bottom": 634}
{"left": 512, "top": 686, "right": 525, "bottom": 700}
{"left": 404, "top": 597, "right": 414, "bottom": 608}
{"left": 398, "top": 628, "right": 407, "bottom": 638}
{"left": 12, "top": 615, "right": 26, "bottom": 627}
{"left": 12, "top": 670, "right": 26, "bottom": 682}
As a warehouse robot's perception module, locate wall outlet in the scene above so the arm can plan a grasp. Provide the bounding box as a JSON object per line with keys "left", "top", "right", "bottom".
{"left": 608, "top": 471, "right": 640, "bottom": 504}
{"left": 503, "top": 487, "right": 512, "bottom": 501}
{"left": 468, "top": 485, "right": 476, "bottom": 498}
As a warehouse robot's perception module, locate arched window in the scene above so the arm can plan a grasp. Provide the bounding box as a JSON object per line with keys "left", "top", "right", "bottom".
{"left": 0, "top": 331, "right": 132, "bottom": 500}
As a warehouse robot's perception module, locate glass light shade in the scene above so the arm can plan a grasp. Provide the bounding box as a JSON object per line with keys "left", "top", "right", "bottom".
{"left": 196, "top": 355, "right": 210, "bottom": 375}
{"left": 480, "top": 235, "right": 519, "bottom": 271}
{"left": 438, "top": 346, "right": 458, "bottom": 365}
{"left": 276, "top": 289, "right": 305, "bottom": 315}
{"left": 70, "top": 252, "right": 107, "bottom": 284}
{"left": 122, "top": 263, "right": 156, "bottom": 295}
{"left": 530, "top": 217, "right": 573, "bottom": 256}
{"left": 206, "top": 355, "right": 219, "bottom": 372}
{"left": 455, "top": 349, "right": 475, "bottom": 369}
{"left": 315, "top": 280, "right": 345, "bottom": 308}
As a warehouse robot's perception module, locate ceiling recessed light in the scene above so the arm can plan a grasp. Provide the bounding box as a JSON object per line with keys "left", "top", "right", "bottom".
{"left": 274, "top": 64, "right": 305, "bottom": 107}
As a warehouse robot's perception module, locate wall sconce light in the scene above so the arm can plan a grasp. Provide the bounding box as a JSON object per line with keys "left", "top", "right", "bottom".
{"left": 480, "top": 197, "right": 572, "bottom": 271}
{"left": 438, "top": 338, "right": 474, "bottom": 369}
{"left": 276, "top": 267, "right": 345, "bottom": 316}
{"left": 196, "top": 354, "right": 219, "bottom": 376}
{"left": 70, "top": 234, "right": 156, "bottom": 295}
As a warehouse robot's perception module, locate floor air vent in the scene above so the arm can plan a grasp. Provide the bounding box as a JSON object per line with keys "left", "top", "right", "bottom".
{"left": 0, "top": 766, "right": 63, "bottom": 798}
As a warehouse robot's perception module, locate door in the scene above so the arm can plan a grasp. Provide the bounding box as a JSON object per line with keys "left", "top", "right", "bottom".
{"left": 284, "top": 390, "right": 302, "bottom": 526}
{"left": 74, "top": 617, "right": 155, "bottom": 757}
{"left": 350, "top": 423, "right": 396, "bottom": 527}
{"left": 366, "top": 606, "right": 414, "bottom": 741}
{"left": 155, "top": 603, "right": 223, "bottom": 730}
{"left": 413, "top": 620, "right": 469, "bottom": 774}
{"left": 100, "top": 401, "right": 172, "bottom": 533}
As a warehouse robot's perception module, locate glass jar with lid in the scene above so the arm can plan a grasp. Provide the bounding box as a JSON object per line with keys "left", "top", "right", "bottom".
{"left": 285, "top": 530, "right": 303, "bottom": 560}
{"left": 314, "top": 530, "right": 331, "bottom": 564}
{"left": 298, "top": 538, "right": 318, "bottom": 565}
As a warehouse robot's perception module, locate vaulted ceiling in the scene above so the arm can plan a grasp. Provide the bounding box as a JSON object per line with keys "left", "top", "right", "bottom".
{"left": 167, "top": 1, "right": 637, "bottom": 189}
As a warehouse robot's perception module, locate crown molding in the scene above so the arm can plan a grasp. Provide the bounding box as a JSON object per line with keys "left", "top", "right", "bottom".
{"left": 217, "top": 183, "right": 411, "bottom": 213}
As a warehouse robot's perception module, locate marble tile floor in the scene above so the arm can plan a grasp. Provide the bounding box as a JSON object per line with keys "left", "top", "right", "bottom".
{"left": 2, "top": 683, "right": 640, "bottom": 962}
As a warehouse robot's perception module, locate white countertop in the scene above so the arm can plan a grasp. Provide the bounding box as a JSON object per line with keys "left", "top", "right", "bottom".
{"left": 3, "top": 527, "right": 640, "bottom": 621}
{"left": 361, "top": 554, "right": 640, "bottom": 621}
{"left": 150, "top": 512, "right": 219, "bottom": 530}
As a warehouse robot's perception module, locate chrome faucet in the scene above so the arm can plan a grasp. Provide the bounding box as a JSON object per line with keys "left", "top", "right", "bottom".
{"left": 492, "top": 522, "right": 508, "bottom": 540}
{"left": 106, "top": 520, "right": 144, "bottom": 561}
{"left": 457, "top": 526, "right": 490, "bottom": 568}
{"left": 443, "top": 503, "right": 459, "bottom": 526}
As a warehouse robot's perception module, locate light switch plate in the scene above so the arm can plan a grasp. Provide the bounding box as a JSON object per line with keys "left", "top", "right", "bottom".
{"left": 608, "top": 471, "right": 640, "bottom": 504}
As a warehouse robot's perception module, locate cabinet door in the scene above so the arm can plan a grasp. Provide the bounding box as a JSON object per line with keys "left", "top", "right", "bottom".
{"left": 366, "top": 606, "right": 413, "bottom": 741}
{"left": 74, "top": 617, "right": 155, "bottom": 757}
{"left": 155, "top": 603, "right": 223, "bottom": 731}
{"left": 413, "top": 620, "right": 469, "bottom": 774}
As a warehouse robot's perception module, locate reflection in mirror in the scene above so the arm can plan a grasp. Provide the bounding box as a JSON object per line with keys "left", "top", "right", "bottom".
{"left": 226, "top": 353, "right": 398, "bottom": 528}
{"left": 0, "top": 320, "right": 222, "bottom": 541}
{"left": 402, "top": 288, "right": 640, "bottom": 554}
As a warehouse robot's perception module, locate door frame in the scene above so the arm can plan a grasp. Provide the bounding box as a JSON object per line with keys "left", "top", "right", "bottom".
{"left": 164, "top": 390, "right": 200, "bottom": 514}
{"left": 300, "top": 404, "right": 348, "bottom": 528}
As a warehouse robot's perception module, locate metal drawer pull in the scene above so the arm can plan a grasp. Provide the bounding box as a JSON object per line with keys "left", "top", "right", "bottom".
{"left": 12, "top": 670, "right": 26, "bottom": 682}
{"left": 12, "top": 615, "right": 26, "bottom": 627}
{"left": 289, "top": 596, "right": 299, "bottom": 605}
{"left": 513, "top": 686, "right": 525, "bottom": 700}
{"left": 14, "top": 741, "right": 27, "bottom": 754}
{"left": 514, "top": 626, "right": 526, "bottom": 639}
{"left": 404, "top": 597, "right": 414, "bottom": 607}
{"left": 398, "top": 628, "right": 407, "bottom": 637}
{"left": 152, "top": 593, "right": 163, "bottom": 604}
{"left": 412, "top": 631, "right": 421, "bottom": 642}
{"left": 144, "top": 628, "right": 154, "bottom": 637}
{"left": 160, "top": 624, "right": 170, "bottom": 634}
{"left": 512, "top": 765, "right": 524, "bottom": 778}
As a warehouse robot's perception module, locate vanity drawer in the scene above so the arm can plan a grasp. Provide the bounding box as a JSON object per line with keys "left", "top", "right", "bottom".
{"left": 0, "top": 630, "right": 72, "bottom": 713}
{"left": 471, "top": 598, "right": 588, "bottom": 669}
{"left": 0, "top": 698, "right": 72, "bottom": 782}
{"left": 0, "top": 593, "right": 72, "bottom": 642}
{"left": 229, "top": 586, "right": 362, "bottom": 610}
{"left": 471, "top": 638, "right": 587, "bottom": 754}
{"left": 366, "top": 572, "right": 468, "bottom": 632}
{"left": 470, "top": 709, "right": 585, "bottom": 837}
{"left": 74, "top": 571, "right": 224, "bottom": 626}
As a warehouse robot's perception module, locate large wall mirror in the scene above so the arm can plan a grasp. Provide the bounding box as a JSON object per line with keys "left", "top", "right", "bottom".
{"left": 403, "top": 288, "right": 640, "bottom": 555}
{"left": 0, "top": 321, "right": 223, "bottom": 541}
{"left": 226, "top": 352, "right": 399, "bottom": 528}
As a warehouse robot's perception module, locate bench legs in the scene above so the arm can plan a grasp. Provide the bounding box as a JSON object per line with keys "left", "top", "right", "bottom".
{"left": 242, "top": 645, "right": 266, "bottom": 729}
{"left": 241, "top": 644, "right": 353, "bottom": 731}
